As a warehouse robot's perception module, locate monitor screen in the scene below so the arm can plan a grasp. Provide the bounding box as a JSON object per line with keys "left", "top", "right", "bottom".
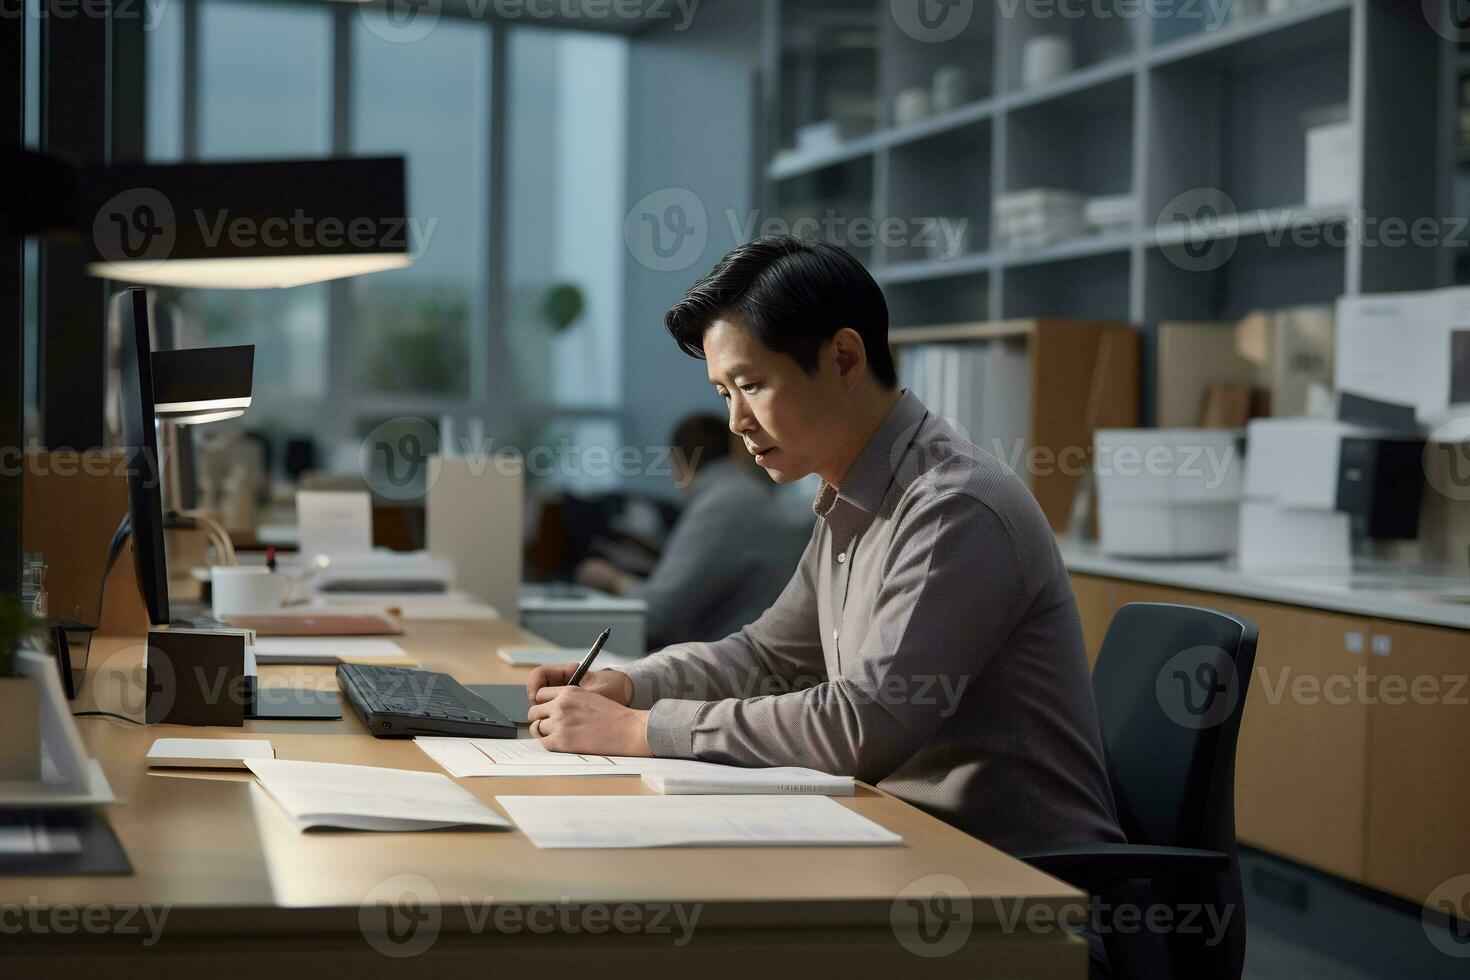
{"left": 116, "top": 287, "right": 171, "bottom": 626}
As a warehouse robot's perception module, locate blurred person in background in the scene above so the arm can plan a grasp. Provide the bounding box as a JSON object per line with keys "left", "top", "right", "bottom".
{"left": 576, "top": 413, "right": 810, "bottom": 649}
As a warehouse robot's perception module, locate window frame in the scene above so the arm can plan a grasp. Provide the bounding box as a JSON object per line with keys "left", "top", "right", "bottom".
{"left": 160, "top": 0, "right": 623, "bottom": 468}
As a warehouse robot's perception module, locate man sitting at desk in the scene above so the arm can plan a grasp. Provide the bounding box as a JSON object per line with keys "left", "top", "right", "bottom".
{"left": 575, "top": 412, "right": 811, "bottom": 649}
{"left": 528, "top": 234, "right": 1123, "bottom": 857}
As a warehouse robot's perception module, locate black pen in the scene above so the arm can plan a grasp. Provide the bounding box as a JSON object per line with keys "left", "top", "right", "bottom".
{"left": 567, "top": 628, "right": 611, "bottom": 687}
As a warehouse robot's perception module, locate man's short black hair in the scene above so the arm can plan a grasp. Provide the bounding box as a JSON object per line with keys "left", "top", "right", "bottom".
{"left": 665, "top": 234, "right": 897, "bottom": 388}
{"left": 670, "top": 413, "right": 732, "bottom": 476}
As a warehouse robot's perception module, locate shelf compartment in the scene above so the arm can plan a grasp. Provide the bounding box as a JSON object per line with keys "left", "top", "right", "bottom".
{"left": 1149, "top": 0, "right": 1351, "bottom": 68}
{"left": 1003, "top": 74, "right": 1135, "bottom": 227}
{"left": 773, "top": 0, "right": 882, "bottom": 177}
{"left": 884, "top": 118, "right": 991, "bottom": 267}
{"left": 1145, "top": 30, "right": 1350, "bottom": 220}
{"left": 1002, "top": 251, "right": 1132, "bottom": 320}
{"left": 884, "top": 270, "right": 991, "bottom": 330}
{"left": 1142, "top": 227, "right": 1346, "bottom": 324}
{"left": 997, "top": 4, "right": 1139, "bottom": 94}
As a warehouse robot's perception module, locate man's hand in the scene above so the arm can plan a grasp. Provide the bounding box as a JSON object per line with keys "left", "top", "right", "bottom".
{"left": 527, "top": 663, "right": 633, "bottom": 705}
{"left": 528, "top": 686, "right": 651, "bottom": 757}
{"left": 574, "top": 558, "right": 639, "bottom": 596}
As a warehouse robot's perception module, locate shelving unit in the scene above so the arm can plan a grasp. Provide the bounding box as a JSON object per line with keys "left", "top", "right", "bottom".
{"left": 762, "top": 0, "right": 1442, "bottom": 421}
{"left": 888, "top": 319, "right": 1139, "bottom": 533}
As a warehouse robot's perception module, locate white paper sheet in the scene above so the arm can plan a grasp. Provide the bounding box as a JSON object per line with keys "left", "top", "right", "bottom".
{"left": 246, "top": 758, "right": 511, "bottom": 832}
{"left": 495, "top": 795, "right": 902, "bottom": 849}
{"left": 296, "top": 491, "right": 373, "bottom": 560}
{"left": 251, "top": 637, "right": 410, "bottom": 664}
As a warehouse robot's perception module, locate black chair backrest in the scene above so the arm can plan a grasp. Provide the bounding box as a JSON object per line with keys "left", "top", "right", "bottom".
{"left": 1093, "top": 602, "right": 1259, "bottom": 980}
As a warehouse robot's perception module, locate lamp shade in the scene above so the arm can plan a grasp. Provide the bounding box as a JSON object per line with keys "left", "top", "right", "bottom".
{"left": 151, "top": 345, "right": 255, "bottom": 423}
{"left": 78, "top": 156, "right": 412, "bottom": 288}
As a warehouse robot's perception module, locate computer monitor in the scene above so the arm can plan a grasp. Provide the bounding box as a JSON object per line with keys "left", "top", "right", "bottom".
{"left": 116, "top": 287, "right": 171, "bottom": 627}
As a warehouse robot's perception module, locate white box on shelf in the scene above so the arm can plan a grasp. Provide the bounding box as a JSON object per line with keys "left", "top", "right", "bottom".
{"left": 1238, "top": 499, "right": 1352, "bottom": 573}
{"left": 1094, "top": 429, "right": 1243, "bottom": 558}
{"left": 1305, "top": 119, "right": 1357, "bottom": 208}
{"left": 1242, "top": 417, "right": 1353, "bottom": 508}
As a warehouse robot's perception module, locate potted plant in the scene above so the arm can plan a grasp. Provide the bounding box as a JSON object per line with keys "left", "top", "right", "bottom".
{"left": 0, "top": 597, "right": 42, "bottom": 782}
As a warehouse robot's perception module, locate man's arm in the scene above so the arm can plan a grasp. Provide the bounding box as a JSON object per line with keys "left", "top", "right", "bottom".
{"left": 636, "top": 493, "right": 1036, "bottom": 781}
{"left": 611, "top": 519, "right": 826, "bottom": 708}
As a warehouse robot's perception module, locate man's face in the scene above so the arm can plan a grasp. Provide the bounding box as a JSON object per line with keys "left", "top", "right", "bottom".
{"left": 704, "top": 317, "right": 842, "bottom": 484}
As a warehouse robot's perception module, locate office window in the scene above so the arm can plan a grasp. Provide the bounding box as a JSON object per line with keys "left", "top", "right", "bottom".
{"left": 184, "top": 0, "right": 336, "bottom": 411}
{"left": 198, "top": 0, "right": 333, "bottom": 159}
{"left": 144, "top": 3, "right": 631, "bottom": 486}
{"left": 505, "top": 29, "right": 627, "bottom": 413}
{"left": 350, "top": 12, "right": 491, "bottom": 399}
{"left": 144, "top": 1, "right": 183, "bottom": 163}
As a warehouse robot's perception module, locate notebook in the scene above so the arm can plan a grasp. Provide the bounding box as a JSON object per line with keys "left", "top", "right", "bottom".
{"left": 641, "top": 768, "right": 854, "bottom": 796}
{"left": 496, "top": 646, "right": 586, "bottom": 667}
{"left": 246, "top": 759, "right": 512, "bottom": 832}
{"left": 147, "top": 738, "right": 275, "bottom": 770}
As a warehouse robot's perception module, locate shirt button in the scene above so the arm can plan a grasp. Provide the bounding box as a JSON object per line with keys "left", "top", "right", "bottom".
{"left": 832, "top": 629, "right": 839, "bottom": 641}
{"left": 837, "top": 552, "right": 847, "bottom": 564}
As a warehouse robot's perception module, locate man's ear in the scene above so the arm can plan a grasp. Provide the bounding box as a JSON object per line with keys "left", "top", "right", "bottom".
{"left": 830, "top": 327, "right": 867, "bottom": 388}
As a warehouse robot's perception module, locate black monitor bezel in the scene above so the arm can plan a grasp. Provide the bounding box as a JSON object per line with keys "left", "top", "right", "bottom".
{"left": 117, "top": 287, "right": 171, "bottom": 626}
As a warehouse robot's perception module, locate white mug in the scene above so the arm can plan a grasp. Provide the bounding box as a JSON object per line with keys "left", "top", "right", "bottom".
{"left": 894, "top": 87, "right": 932, "bottom": 127}
{"left": 211, "top": 566, "right": 289, "bottom": 619}
{"left": 932, "top": 66, "right": 970, "bottom": 114}
{"left": 1021, "top": 35, "right": 1074, "bottom": 88}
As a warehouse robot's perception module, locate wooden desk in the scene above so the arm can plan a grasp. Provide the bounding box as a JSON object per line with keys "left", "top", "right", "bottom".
{"left": 4, "top": 621, "right": 1088, "bottom": 978}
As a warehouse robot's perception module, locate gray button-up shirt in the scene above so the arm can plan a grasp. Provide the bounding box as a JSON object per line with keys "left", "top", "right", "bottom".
{"left": 616, "top": 390, "right": 1123, "bottom": 853}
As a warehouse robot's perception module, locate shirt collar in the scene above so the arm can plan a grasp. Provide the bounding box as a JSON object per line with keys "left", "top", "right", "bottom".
{"left": 812, "top": 389, "right": 928, "bottom": 523}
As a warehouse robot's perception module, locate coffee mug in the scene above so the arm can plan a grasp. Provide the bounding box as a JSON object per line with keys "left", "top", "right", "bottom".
{"left": 1021, "top": 35, "right": 1074, "bottom": 88}
{"left": 894, "top": 87, "right": 932, "bottom": 127}
{"left": 211, "top": 566, "right": 289, "bottom": 619}
{"left": 932, "top": 66, "right": 970, "bottom": 114}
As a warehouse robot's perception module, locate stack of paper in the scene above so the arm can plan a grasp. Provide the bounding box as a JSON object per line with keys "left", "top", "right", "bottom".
{"left": 246, "top": 759, "right": 512, "bottom": 832}
{"left": 251, "top": 637, "right": 412, "bottom": 665}
{"left": 418, "top": 737, "right": 722, "bottom": 779}
{"left": 1085, "top": 193, "right": 1136, "bottom": 236}
{"left": 415, "top": 739, "right": 853, "bottom": 794}
{"left": 996, "top": 189, "right": 1087, "bottom": 250}
{"left": 495, "top": 795, "right": 901, "bottom": 849}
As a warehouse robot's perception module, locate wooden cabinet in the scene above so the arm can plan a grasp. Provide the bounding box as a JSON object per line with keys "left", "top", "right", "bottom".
{"left": 1226, "top": 600, "right": 1371, "bottom": 881}
{"left": 1363, "top": 620, "right": 1470, "bottom": 906}
{"left": 1069, "top": 573, "right": 1117, "bottom": 667}
{"left": 1064, "top": 575, "right": 1393, "bottom": 887}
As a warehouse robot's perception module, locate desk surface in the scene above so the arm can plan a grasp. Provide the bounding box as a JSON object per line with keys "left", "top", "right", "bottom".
{"left": 5, "top": 619, "right": 1087, "bottom": 976}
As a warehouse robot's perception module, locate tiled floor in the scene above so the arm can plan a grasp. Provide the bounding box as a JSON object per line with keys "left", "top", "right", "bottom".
{"left": 1241, "top": 849, "right": 1470, "bottom": 980}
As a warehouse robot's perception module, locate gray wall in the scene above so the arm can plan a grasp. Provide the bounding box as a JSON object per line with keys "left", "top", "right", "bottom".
{"left": 620, "top": 0, "right": 765, "bottom": 500}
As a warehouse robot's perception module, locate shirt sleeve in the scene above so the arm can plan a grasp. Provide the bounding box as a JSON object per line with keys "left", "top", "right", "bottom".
{"left": 612, "top": 520, "right": 826, "bottom": 717}
{"left": 631, "top": 487, "right": 748, "bottom": 649}
{"left": 633, "top": 492, "right": 1036, "bottom": 781}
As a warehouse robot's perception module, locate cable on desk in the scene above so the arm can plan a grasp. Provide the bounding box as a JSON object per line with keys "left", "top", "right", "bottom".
{"left": 72, "top": 711, "right": 145, "bottom": 725}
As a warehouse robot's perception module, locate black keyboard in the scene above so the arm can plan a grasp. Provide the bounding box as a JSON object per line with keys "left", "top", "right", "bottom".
{"left": 336, "top": 664, "right": 517, "bottom": 739}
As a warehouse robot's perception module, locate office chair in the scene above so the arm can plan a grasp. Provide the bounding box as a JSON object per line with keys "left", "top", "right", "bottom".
{"left": 1018, "top": 602, "right": 1259, "bottom": 980}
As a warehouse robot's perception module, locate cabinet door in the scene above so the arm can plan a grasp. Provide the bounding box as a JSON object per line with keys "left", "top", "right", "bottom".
{"left": 1068, "top": 574, "right": 1119, "bottom": 668}
{"left": 1093, "top": 582, "right": 1372, "bottom": 880}
{"left": 1226, "top": 599, "right": 1371, "bottom": 881}
{"left": 1364, "top": 620, "right": 1470, "bottom": 906}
